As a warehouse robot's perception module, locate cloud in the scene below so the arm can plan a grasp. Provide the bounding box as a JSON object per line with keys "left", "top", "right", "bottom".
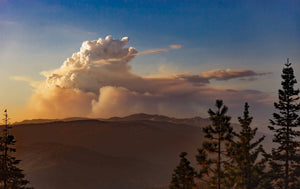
{"left": 136, "top": 49, "right": 169, "bottom": 55}
{"left": 169, "top": 45, "right": 182, "bottom": 49}
{"left": 201, "top": 69, "right": 271, "bottom": 80}
{"left": 10, "top": 76, "right": 40, "bottom": 88}
{"left": 174, "top": 69, "right": 271, "bottom": 85}
{"left": 135, "top": 44, "right": 181, "bottom": 56}
{"left": 28, "top": 86, "right": 96, "bottom": 118}
{"left": 11, "top": 76, "right": 34, "bottom": 83}
{"left": 174, "top": 73, "right": 210, "bottom": 85}
{"left": 20, "top": 36, "right": 272, "bottom": 120}
{"left": 42, "top": 35, "right": 141, "bottom": 93}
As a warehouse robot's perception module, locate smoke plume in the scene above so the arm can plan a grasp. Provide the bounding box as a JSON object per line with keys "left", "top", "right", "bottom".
{"left": 22, "top": 36, "right": 272, "bottom": 119}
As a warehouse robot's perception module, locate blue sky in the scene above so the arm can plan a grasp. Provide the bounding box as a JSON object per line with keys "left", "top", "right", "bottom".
{"left": 2, "top": 0, "right": 299, "bottom": 57}
{"left": 0, "top": 0, "right": 299, "bottom": 123}
{"left": 2, "top": 0, "right": 299, "bottom": 64}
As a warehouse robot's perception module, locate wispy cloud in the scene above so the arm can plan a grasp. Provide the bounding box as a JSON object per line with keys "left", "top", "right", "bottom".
{"left": 11, "top": 76, "right": 33, "bottom": 82}
{"left": 169, "top": 45, "right": 181, "bottom": 49}
{"left": 136, "top": 44, "right": 182, "bottom": 55}
{"left": 136, "top": 49, "right": 169, "bottom": 55}
{"left": 201, "top": 69, "right": 271, "bottom": 80}
{"left": 174, "top": 69, "right": 271, "bottom": 85}
{"left": 10, "top": 76, "right": 40, "bottom": 87}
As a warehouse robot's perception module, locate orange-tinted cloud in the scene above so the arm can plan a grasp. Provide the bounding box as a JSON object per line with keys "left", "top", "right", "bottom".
{"left": 135, "top": 44, "right": 181, "bottom": 56}
{"left": 169, "top": 45, "right": 182, "bottom": 49}
{"left": 136, "top": 49, "right": 169, "bottom": 55}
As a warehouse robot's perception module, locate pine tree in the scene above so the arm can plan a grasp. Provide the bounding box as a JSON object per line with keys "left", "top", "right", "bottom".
{"left": 169, "top": 152, "right": 196, "bottom": 189}
{"left": 0, "top": 110, "right": 33, "bottom": 189}
{"left": 268, "top": 59, "right": 300, "bottom": 189}
{"left": 224, "top": 103, "right": 266, "bottom": 189}
{"left": 196, "top": 100, "right": 233, "bottom": 189}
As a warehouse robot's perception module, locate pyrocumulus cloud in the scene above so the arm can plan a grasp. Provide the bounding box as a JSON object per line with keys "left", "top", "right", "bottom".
{"left": 20, "top": 36, "right": 272, "bottom": 119}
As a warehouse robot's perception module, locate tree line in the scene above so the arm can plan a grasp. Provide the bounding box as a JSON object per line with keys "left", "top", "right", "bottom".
{"left": 170, "top": 59, "right": 300, "bottom": 189}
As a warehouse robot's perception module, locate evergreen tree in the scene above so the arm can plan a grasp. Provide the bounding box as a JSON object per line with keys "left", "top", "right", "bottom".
{"left": 169, "top": 152, "right": 196, "bottom": 189}
{"left": 224, "top": 103, "right": 266, "bottom": 189}
{"left": 0, "top": 110, "right": 33, "bottom": 189}
{"left": 268, "top": 59, "right": 300, "bottom": 189}
{"left": 196, "top": 100, "right": 233, "bottom": 189}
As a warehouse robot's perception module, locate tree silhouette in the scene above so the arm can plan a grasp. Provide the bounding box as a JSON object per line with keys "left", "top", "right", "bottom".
{"left": 0, "top": 110, "right": 33, "bottom": 189}
{"left": 224, "top": 103, "right": 266, "bottom": 189}
{"left": 169, "top": 152, "right": 196, "bottom": 189}
{"left": 268, "top": 59, "right": 300, "bottom": 189}
{"left": 196, "top": 100, "right": 233, "bottom": 189}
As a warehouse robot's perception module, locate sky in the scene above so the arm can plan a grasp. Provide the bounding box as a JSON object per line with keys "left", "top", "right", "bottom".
{"left": 0, "top": 0, "right": 299, "bottom": 129}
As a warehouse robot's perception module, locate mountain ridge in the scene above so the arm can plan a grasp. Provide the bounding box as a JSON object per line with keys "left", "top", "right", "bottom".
{"left": 13, "top": 113, "right": 210, "bottom": 127}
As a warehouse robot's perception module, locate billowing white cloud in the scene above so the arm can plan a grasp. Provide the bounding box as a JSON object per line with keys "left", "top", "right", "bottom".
{"left": 20, "top": 36, "right": 272, "bottom": 119}
{"left": 44, "top": 35, "right": 140, "bottom": 93}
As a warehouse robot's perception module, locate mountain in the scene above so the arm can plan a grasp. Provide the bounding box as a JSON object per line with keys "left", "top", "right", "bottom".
{"left": 13, "top": 117, "right": 95, "bottom": 125}
{"left": 12, "top": 116, "right": 205, "bottom": 189}
{"left": 11, "top": 113, "right": 271, "bottom": 189}
{"left": 13, "top": 113, "right": 211, "bottom": 127}
{"left": 107, "top": 113, "right": 211, "bottom": 127}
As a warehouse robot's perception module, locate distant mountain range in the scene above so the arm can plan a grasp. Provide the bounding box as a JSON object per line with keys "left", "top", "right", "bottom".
{"left": 14, "top": 113, "right": 211, "bottom": 127}
{"left": 11, "top": 113, "right": 271, "bottom": 189}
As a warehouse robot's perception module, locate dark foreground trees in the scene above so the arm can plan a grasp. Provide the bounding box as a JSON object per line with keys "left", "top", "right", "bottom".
{"left": 224, "top": 103, "right": 266, "bottom": 189}
{"left": 0, "top": 110, "right": 33, "bottom": 189}
{"left": 169, "top": 152, "right": 196, "bottom": 189}
{"left": 267, "top": 59, "right": 300, "bottom": 189}
{"left": 196, "top": 100, "right": 233, "bottom": 189}
{"left": 167, "top": 59, "right": 299, "bottom": 188}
